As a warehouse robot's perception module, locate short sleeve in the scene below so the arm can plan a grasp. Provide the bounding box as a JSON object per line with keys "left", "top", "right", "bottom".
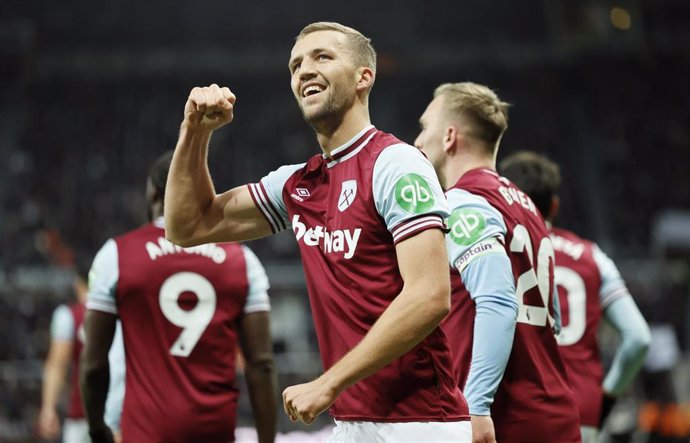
{"left": 86, "top": 239, "right": 119, "bottom": 315}
{"left": 248, "top": 163, "right": 305, "bottom": 234}
{"left": 592, "top": 244, "right": 630, "bottom": 309}
{"left": 241, "top": 245, "right": 271, "bottom": 314}
{"left": 50, "top": 305, "right": 75, "bottom": 341}
{"left": 445, "top": 188, "right": 508, "bottom": 271}
{"left": 372, "top": 144, "right": 449, "bottom": 244}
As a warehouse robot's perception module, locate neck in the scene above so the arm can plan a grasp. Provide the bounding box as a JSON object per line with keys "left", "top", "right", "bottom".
{"left": 314, "top": 103, "right": 371, "bottom": 157}
{"left": 442, "top": 149, "right": 495, "bottom": 190}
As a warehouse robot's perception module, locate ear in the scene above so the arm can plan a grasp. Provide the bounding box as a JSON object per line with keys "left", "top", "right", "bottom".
{"left": 443, "top": 125, "right": 458, "bottom": 154}
{"left": 548, "top": 195, "right": 560, "bottom": 222}
{"left": 355, "top": 67, "right": 375, "bottom": 93}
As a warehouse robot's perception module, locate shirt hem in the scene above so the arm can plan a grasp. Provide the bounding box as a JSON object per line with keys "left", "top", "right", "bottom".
{"left": 330, "top": 414, "right": 470, "bottom": 423}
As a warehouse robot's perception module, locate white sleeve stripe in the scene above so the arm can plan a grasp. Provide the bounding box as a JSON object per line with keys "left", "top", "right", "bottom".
{"left": 392, "top": 217, "right": 445, "bottom": 243}
{"left": 243, "top": 303, "right": 271, "bottom": 314}
{"left": 601, "top": 287, "right": 631, "bottom": 309}
{"left": 248, "top": 183, "right": 278, "bottom": 232}
{"left": 249, "top": 183, "right": 285, "bottom": 232}
{"left": 391, "top": 214, "right": 444, "bottom": 235}
{"left": 87, "top": 300, "right": 118, "bottom": 315}
{"left": 256, "top": 181, "right": 287, "bottom": 230}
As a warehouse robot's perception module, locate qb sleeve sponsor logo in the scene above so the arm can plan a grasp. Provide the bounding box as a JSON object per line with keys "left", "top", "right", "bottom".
{"left": 448, "top": 208, "right": 486, "bottom": 246}
{"left": 395, "top": 174, "right": 435, "bottom": 213}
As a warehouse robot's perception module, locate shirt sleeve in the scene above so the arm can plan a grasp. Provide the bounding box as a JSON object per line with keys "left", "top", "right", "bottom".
{"left": 602, "top": 296, "right": 651, "bottom": 395}
{"left": 592, "top": 244, "right": 630, "bottom": 309}
{"left": 459, "top": 251, "right": 518, "bottom": 415}
{"left": 444, "top": 188, "right": 508, "bottom": 270}
{"left": 86, "top": 239, "right": 119, "bottom": 315}
{"left": 372, "top": 144, "right": 449, "bottom": 244}
{"left": 50, "top": 305, "right": 75, "bottom": 341}
{"left": 248, "top": 163, "right": 305, "bottom": 234}
{"left": 105, "top": 320, "right": 126, "bottom": 432}
{"left": 241, "top": 245, "right": 271, "bottom": 314}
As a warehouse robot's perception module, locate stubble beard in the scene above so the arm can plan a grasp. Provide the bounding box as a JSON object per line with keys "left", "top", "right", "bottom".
{"left": 299, "top": 88, "right": 352, "bottom": 134}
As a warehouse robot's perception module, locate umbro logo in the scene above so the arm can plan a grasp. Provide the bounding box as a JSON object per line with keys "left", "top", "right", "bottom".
{"left": 291, "top": 187, "right": 311, "bottom": 202}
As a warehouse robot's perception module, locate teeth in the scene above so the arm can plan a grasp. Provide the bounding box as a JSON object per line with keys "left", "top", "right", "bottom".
{"left": 303, "top": 85, "right": 324, "bottom": 97}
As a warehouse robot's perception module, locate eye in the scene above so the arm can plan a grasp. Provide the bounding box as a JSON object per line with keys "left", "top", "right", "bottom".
{"left": 291, "top": 62, "right": 301, "bottom": 73}
{"left": 316, "top": 54, "right": 331, "bottom": 61}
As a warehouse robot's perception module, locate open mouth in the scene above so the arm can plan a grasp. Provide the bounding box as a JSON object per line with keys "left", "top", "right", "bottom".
{"left": 302, "top": 84, "right": 325, "bottom": 98}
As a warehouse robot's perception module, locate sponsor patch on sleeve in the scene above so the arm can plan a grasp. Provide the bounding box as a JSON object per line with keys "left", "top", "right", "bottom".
{"left": 454, "top": 236, "right": 505, "bottom": 273}
{"left": 447, "top": 207, "right": 486, "bottom": 246}
{"left": 394, "top": 173, "right": 435, "bottom": 213}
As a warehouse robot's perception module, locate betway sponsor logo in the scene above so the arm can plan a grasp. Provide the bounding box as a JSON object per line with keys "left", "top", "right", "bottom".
{"left": 146, "top": 237, "right": 227, "bottom": 264}
{"left": 292, "top": 215, "right": 361, "bottom": 260}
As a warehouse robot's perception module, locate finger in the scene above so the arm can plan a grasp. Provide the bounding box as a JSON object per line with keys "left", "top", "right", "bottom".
{"left": 202, "top": 87, "right": 217, "bottom": 115}
{"left": 220, "top": 87, "right": 236, "bottom": 105}
{"left": 209, "top": 83, "right": 230, "bottom": 112}
{"left": 189, "top": 87, "right": 207, "bottom": 115}
{"left": 282, "top": 392, "right": 291, "bottom": 418}
{"left": 302, "top": 412, "right": 315, "bottom": 425}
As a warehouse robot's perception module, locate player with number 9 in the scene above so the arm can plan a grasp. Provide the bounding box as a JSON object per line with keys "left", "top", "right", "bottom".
{"left": 499, "top": 151, "right": 651, "bottom": 443}
{"left": 415, "top": 82, "right": 581, "bottom": 443}
{"left": 80, "top": 151, "right": 277, "bottom": 443}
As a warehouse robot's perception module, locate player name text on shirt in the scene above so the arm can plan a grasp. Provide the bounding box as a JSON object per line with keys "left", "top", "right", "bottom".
{"left": 498, "top": 186, "right": 538, "bottom": 216}
{"left": 550, "top": 234, "right": 585, "bottom": 261}
{"left": 145, "top": 237, "right": 227, "bottom": 264}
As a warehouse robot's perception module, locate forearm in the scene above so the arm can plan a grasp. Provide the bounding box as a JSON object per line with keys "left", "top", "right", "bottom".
{"left": 464, "top": 299, "right": 516, "bottom": 415}
{"left": 165, "top": 125, "right": 217, "bottom": 245}
{"left": 320, "top": 284, "right": 448, "bottom": 396}
{"left": 602, "top": 297, "right": 651, "bottom": 395}
{"left": 80, "top": 360, "right": 110, "bottom": 430}
{"left": 41, "top": 361, "right": 67, "bottom": 410}
{"left": 245, "top": 360, "right": 277, "bottom": 443}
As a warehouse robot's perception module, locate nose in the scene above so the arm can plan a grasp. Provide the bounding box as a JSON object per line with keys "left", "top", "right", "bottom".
{"left": 413, "top": 134, "right": 423, "bottom": 151}
{"left": 298, "top": 59, "right": 317, "bottom": 81}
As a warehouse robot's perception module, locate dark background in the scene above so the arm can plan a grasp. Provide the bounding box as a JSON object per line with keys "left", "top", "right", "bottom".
{"left": 1, "top": 0, "right": 689, "bottom": 440}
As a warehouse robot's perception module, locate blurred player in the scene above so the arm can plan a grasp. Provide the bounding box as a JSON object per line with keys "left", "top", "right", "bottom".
{"left": 415, "top": 82, "right": 581, "bottom": 443}
{"left": 165, "top": 22, "right": 470, "bottom": 441}
{"left": 499, "top": 150, "right": 651, "bottom": 443}
{"left": 80, "top": 151, "right": 277, "bottom": 443}
{"left": 38, "top": 270, "right": 89, "bottom": 442}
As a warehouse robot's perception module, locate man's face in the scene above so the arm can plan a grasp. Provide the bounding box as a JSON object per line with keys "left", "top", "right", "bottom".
{"left": 289, "top": 30, "right": 359, "bottom": 126}
{"left": 414, "top": 95, "right": 448, "bottom": 181}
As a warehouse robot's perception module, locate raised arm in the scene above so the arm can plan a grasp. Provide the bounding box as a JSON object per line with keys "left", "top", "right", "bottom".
{"left": 165, "top": 84, "right": 273, "bottom": 246}
{"left": 282, "top": 228, "right": 451, "bottom": 424}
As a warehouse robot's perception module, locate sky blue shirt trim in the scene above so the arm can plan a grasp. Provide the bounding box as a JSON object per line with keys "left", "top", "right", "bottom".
{"left": 602, "top": 296, "right": 651, "bottom": 395}
{"left": 460, "top": 252, "right": 518, "bottom": 415}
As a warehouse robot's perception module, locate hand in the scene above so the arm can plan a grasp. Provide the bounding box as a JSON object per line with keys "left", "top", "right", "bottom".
{"left": 282, "top": 377, "right": 337, "bottom": 425}
{"left": 471, "top": 415, "right": 497, "bottom": 443}
{"left": 37, "top": 407, "right": 61, "bottom": 439}
{"left": 113, "top": 430, "right": 122, "bottom": 443}
{"left": 183, "top": 84, "right": 236, "bottom": 131}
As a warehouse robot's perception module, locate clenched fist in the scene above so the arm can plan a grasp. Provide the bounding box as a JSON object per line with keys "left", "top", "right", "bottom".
{"left": 183, "top": 84, "right": 236, "bottom": 131}
{"left": 282, "top": 377, "right": 337, "bottom": 425}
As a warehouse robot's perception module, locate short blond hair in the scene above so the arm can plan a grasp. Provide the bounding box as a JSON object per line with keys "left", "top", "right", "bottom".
{"left": 296, "top": 22, "right": 377, "bottom": 73}
{"left": 434, "top": 82, "right": 510, "bottom": 152}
